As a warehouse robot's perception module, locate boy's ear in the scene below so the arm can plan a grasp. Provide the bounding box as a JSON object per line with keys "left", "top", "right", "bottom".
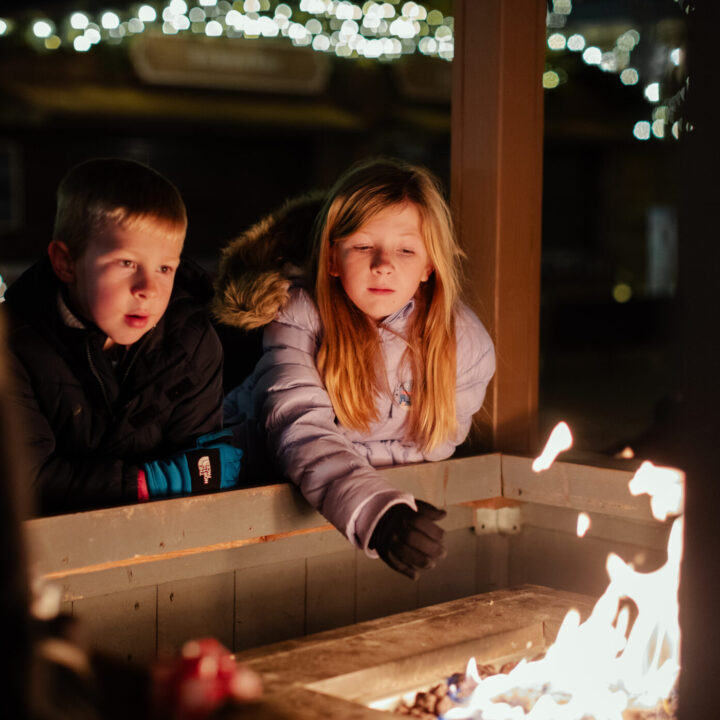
{"left": 47, "top": 241, "right": 76, "bottom": 283}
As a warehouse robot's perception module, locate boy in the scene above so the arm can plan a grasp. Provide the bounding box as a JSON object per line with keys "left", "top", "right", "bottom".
{"left": 4, "top": 158, "right": 242, "bottom": 515}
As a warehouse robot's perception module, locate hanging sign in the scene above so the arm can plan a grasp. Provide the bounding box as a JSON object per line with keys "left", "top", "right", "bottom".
{"left": 129, "top": 35, "right": 330, "bottom": 95}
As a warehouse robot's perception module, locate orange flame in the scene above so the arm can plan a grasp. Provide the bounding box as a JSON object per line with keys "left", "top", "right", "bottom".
{"left": 448, "top": 445, "right": 684, "bottom": 719}
{"left": 532, "top": 422, "right": 573, "bottom": 472}
{"left": 576, "top": 512, "right": 591, "bottom": 538}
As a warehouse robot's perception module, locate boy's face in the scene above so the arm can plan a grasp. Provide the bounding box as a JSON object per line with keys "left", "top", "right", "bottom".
{"left": 67, "top": 219, "right": 183, "bottom": 349}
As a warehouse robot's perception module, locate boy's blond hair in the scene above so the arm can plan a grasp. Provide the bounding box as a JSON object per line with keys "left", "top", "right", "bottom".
{"left": 54, "top": 158, "right": 187, "bottom": 258}
{"left": 312, "top": 158, "right": 464, "bottom": 452}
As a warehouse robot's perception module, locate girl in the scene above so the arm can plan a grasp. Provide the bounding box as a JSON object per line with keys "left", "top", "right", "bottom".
{"left": 215, "top": 158, "right": 495, "bottom": 579}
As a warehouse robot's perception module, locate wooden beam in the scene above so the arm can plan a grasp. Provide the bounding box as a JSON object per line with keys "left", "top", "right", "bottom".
{"left": 24, "top": 454, "right": 502, "bottom": 579}
{"left": 451, "top": 0, "right": 546, "bottom": 453}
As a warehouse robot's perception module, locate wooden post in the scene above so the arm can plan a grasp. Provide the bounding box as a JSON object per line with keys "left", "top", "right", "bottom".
{"left": 451, "top": 0, "right": 546, "bottom": 454}
{"left": 677, "top": 2, "right": 720, "bottom": 718}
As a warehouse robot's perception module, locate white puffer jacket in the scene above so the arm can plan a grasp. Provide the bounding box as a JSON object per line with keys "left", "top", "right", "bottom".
{"left": 224, "top": 286, "right": 495, "bottom": 554}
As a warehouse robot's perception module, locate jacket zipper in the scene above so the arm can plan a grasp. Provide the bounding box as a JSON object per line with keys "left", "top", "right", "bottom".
{"left": 85, "top": 341, "right": 113, "bottom": 414}
{"left": 120, "top": 328, "right": 152, "bottom": 386}
{"left": 86, "top": 328, "right": 155, "bottom": 415}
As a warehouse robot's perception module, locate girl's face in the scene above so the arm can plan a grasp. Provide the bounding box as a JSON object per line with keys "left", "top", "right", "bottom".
{"left": 330, "top": 202, "right": 433, "bottom": 321}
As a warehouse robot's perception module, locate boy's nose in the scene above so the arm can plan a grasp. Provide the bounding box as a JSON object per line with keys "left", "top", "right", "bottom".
{"left": 133, "top": 270, "right": 158, "bottom": 298}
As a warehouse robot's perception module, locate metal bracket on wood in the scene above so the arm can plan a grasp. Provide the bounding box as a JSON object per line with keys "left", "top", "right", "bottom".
{"left": 473, "top": 506, "right": 522, "bottom": 536}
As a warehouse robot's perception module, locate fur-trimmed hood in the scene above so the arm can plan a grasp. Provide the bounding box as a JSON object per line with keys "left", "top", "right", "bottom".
{"left": 212, "top": 192, "right": 326, "bottom": 330}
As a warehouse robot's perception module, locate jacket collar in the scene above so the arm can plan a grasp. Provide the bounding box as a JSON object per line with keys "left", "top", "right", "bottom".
{"left": 56, "top": 289, "right": 86, "bottom": 330}
{"left": 379, "top": 297, "right": 415, "bottom": 329}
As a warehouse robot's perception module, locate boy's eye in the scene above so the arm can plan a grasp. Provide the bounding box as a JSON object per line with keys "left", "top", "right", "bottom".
{"left": 159, "top": 265, "right": 175, "bottom": 274}
{"left": 119, "top": 260, "right": 136, "bottom": 269}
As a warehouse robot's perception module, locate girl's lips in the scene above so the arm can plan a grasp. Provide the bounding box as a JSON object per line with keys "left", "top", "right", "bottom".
{"left": 125, "top": 314, "right": 149, "bottom": 328}
{"left": 368, "top": 288, "right": 394, "bottom": 294}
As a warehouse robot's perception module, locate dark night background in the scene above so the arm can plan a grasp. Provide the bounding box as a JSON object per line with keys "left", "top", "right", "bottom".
{"left": 0, "top": 0, "right": 687, "bottom": 458}
{"left": 5, "top": 2, "right": 720, "bottom": 716}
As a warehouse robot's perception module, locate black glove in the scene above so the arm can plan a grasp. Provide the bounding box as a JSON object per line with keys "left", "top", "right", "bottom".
{"left": 370, "top": 500, "right": 447, "bottom": 580}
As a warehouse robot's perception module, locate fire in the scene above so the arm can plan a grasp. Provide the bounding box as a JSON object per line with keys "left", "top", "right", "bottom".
{"left": 445, "top": 431, "right": 684, "bottom": 720}
{"left": 628, "top": 461, "right": 684, "bottom": 521}
{"left": 532, "top": 422, "right": 573, "bottom": 472}
{"left": 576, "top": 512, "right": 591, "bottom": 538}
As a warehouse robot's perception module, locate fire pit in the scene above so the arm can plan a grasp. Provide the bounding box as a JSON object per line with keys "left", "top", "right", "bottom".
{"left": 232, "top": 585, "right": 595, "bottom": 719}
{"left": 231, "top": 431, "right": 682, "bottom": 720}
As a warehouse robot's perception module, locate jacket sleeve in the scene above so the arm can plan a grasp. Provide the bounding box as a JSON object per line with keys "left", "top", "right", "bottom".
{"left": 7, "top": 353, "right": 139, "bottom": 515}
{"left": 252, "top": 290, "right": 414, "bottom": 553}
{"left": 349, "top": 305, "right": 496, "bottom": 466}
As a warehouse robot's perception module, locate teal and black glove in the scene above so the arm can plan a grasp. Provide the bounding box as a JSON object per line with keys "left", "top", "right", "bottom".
{"left": 143, "top": 430, "right": 243, "bottom": 498}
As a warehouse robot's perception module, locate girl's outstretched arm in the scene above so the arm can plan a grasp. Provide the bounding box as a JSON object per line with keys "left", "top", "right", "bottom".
{"left": 251, "top": 288, "right": 416, "bottom": 554}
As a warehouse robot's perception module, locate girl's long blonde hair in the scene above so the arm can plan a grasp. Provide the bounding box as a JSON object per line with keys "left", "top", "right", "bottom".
{"left": 311, "top": 158, "right": 464, "bottom": 452}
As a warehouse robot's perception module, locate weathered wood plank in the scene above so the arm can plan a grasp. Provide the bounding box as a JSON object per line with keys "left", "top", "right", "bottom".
{"left": 51, "top": 525, "right": 337, "bottom": 603}
{"left": 306, "top": 549, "right": 356, "bottom": 635}
{"left": 157, "top": 573, "right": 235, "bottom": 654}
{"left": 507, "top": 526, "right": 667, "bottom": 598}
{"left": 417, "top": 527, "right": 477, "bottom": 608}
{"left": 234, "top": 558, "right": 306, "bottom": 651}
{"left": 384, "top": 454, "right": 502, "bottom": 507}
{"left": 519, "top": 502, "right": 671, "bottom": 551}
{"left": 48, "top": 507, "right": 478, "bottom": 603}
{"left": 235, "top": 586, "right": 594, "bottom": 690}
{"left": 355, "top": 551, "right": 417, "bottom": 622}
{"left": 502, "top": 454, "right": 657, "bottom": 520}
{"left": 25, "top": 455, "right": 502, "bottom": 581}
{"left": 25, "top": 484, "right": 324, "bottom": 576}
{"left": 72, "top": 585, "right": 156, "bottom": 664}
{"left": 475, "top": 533, "right": 510, "bottom": 595}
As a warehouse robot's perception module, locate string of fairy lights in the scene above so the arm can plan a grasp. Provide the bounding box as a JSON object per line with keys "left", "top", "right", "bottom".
{"left": 0, "top": 0, "right": 686, "bottom": 141}
{"left": 0, "top": 1, "right": 455, "bottom": 62}
{"left": 544, "top": 0, "right": 686, "bottom": 142}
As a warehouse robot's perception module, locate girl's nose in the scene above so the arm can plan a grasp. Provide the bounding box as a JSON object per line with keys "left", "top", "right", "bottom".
{"left": 371, "top": 248, "right": 393, "bottom": 273}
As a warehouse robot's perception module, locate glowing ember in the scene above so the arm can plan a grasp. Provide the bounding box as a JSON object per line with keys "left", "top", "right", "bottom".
{"left": 445, "top": 456, "right": 684, "bottom": 720}
{"left": 576, "top": 512, "right": 591, "bottom": 538}
{"left": 616, "top": 446, "right": 635, "bottom": 460}
{"left": 532, "top": 422, "right": 573, "bottom": 472}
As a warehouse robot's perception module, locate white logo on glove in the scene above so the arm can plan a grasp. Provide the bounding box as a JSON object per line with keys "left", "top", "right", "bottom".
{"left": 198, "top": 455, "right": 212, "bottom": 484}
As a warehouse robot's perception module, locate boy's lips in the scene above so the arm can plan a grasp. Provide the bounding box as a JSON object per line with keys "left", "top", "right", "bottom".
{"left": 125, "top": 313, "right": 149, "bottom": 328}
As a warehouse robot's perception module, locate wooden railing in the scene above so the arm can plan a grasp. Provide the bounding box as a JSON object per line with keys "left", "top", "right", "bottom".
{"left": 23, "top": 453, "right": 670, "bottom": 664}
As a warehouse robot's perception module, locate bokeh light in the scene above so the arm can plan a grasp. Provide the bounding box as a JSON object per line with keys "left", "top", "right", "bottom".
{"left": 582, "top": 46, "right": 602, "bottom": 65}
{"left": 620, "top": 68, "right": 639, "bottom": 85}
{"left": 567, "top": 33, "right": 585, "bottom": 51}
{"left": 32, "top": 20, "right": 54, "bottom": 38}
{"left": 612, "top": 283, "right": 633, "bottom": 303}
{"left": 644, "top": 82, "right": 660, "bottom": 102}
{"left": 548, "top": 33, "right": 566, "bottom": 51}
{"left": 633, "top": 121, "right": 652, "bottom": 141}
{"left": 543, "top": 70, "right": 560, "bottom": 89}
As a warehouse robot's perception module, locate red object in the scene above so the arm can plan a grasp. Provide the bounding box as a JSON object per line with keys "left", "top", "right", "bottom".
{"left": 137, "top": 469, "right": 149, "bottom": 501}
{"left": 153, "top": 638, "right": 244, "bottom": 720}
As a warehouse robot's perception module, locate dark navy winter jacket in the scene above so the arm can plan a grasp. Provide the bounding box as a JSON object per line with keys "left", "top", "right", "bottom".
{"left": 4, "top": 257, "right": 223, "bottom": 516}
